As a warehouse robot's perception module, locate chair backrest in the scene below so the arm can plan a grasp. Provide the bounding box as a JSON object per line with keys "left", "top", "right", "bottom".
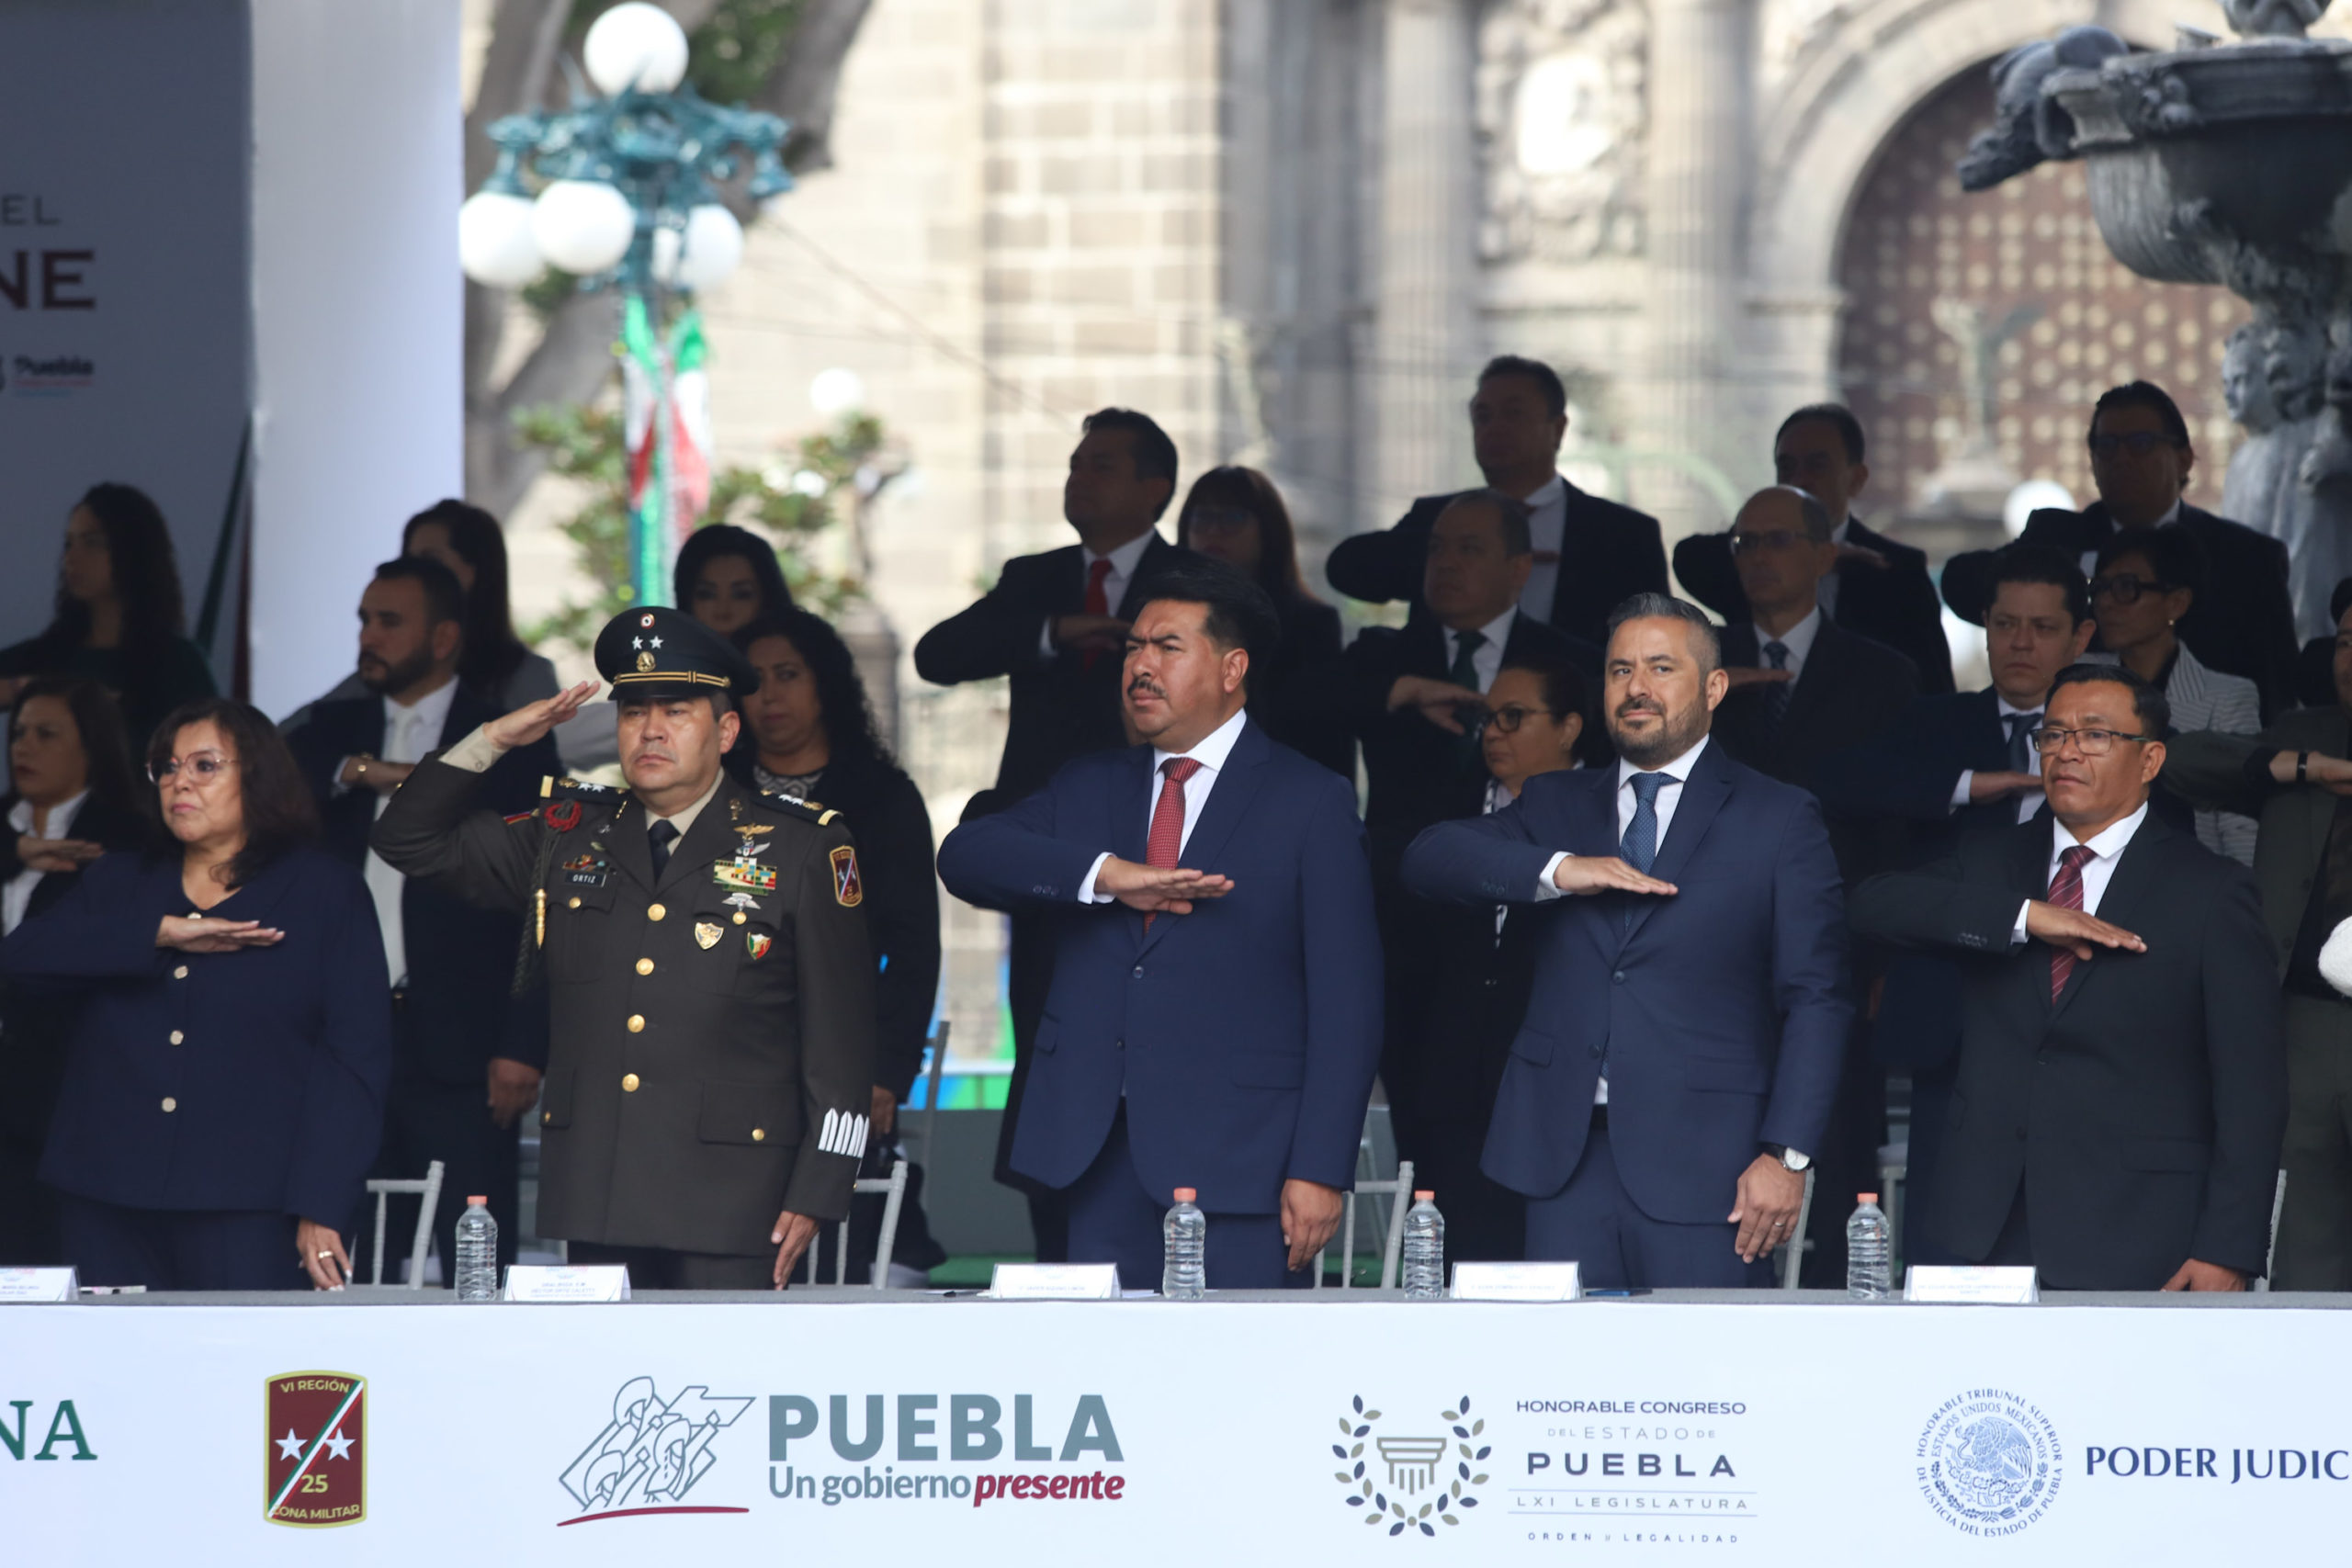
{"left": 803, "top": 1158, "right": 912, "bottom": 1291}
{"left": 915, "top": 1021, "right": 950, "bottom": 1157}
{"left": 1776, "top": 1168, "right": 1818, "bottom": 1292}
{"left": 363, "top": 1159, "right": 447, "bottom": 1288}
{"left": 2258, "top": 1168, "right": 2289, "bottom": 1293}
{"left": 1321, "top": 1160, "right": 1415, "bottom": 1292}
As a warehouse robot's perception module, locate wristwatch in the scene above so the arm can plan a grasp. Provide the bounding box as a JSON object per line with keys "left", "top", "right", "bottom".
{"left": 1760, "top": 1143, "right": 1811, "bottom": 1173}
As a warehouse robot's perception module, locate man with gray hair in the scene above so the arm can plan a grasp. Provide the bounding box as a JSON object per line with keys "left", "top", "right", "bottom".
{"left": 1401, "top": 592, "right": 1850, "bottom": 1285}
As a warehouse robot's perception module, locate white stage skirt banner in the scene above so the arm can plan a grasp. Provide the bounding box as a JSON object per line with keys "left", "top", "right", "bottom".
{"left": 0, "top": 1300, "right": 2346, "bottom": 1561}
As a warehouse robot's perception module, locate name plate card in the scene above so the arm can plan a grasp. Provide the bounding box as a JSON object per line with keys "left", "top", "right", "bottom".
{"left": 1903, "top": 1266, "right": 2039, "bottom": 1304}
{"left": 987, "top": 1264, "right": 1122, "bottom": 1300}
{"left": 1448, "top": 1262, "right": 1581, "bottom": 1302}
{"left": 502, "top": 1265, "right": 631, "bottom": 1303}
{"left": 0, "top": 1269, "right": 77, "bottom": 1303}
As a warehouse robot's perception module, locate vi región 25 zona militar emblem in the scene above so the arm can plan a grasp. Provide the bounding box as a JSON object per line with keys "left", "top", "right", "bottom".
{"left": 1333, "top": 1394, "right": 1488, "bottom": 1537}
{"left": 265, "top": 1371, "right": 367, "bottom": 1528}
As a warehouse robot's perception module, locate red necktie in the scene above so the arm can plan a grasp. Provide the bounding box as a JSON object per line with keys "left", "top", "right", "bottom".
{"left": 1143, "top": 756, "right": 1204, "bottom": 931}
{"left": 1081, "top": 557, "right": 1114, "bottom": 670}
{"left": 2045, "top": 843, "right": 2096, "bottom": 1000}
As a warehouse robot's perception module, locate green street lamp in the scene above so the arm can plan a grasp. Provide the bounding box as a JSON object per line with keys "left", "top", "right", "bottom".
{"left": 457, "top": 2, "right": 792, "bottom": 609}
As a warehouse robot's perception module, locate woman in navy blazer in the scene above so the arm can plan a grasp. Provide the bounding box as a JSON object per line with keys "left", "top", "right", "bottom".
{"left": 1, "top": 698, "right": 390, "bottom": 1291}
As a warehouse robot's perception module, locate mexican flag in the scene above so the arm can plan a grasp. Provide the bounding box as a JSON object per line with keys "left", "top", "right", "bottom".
{"left": 620, "top": 296, "right": 715, "bottom": 601}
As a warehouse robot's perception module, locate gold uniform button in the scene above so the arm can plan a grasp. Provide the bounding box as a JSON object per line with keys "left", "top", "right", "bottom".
{"left": 752, "top": 1128, "right": 765, "bottom": 1142}
{"left": 732, "top": 911, "right": 746, "bottom": 925}
{"left": 622, "top": 1073, "right": 640, "bottom": 1092}
{"left": 161, "top": 1097, "right": 177, "bottom": 1113}
{"left": 541, "top": 1111, "right": 552, "bottom": 1124}
{"left": 648, "top": 903, "right": 667, "bottom": 921}
{"left": 568, "top": 896, "right": 582, "bottom": 910}
{"left": 173, "top": 965, "right": 189, "bottom": 980}
{"left": 636, "top": 958, "right": 654, "bottom": 976}
{"left": 169, "top": 1031, "right": 184, "bottom": 1045}
{"left": 628, "top": 1013, "right": 646, "bottom": 1032}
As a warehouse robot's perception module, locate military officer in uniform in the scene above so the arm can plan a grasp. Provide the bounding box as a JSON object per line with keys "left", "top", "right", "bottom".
{"left": 371, "top": 606, "right": 876, "bottom": 1288}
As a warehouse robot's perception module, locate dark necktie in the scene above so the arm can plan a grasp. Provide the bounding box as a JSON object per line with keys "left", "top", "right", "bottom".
{"left": 1760, "top": 639, "right": 1792, "bottom": 730}
{"left": 1621, "top": 771, "right": 1668, "bottom": 932}
{"left": 1143, "top": 756, "right": 1204, "bottom": 931}
{"left": 648, "top": 818, "right": 679, "bottom": 877}
{"left": 2045, "top": 843, "right": 2095, "bottom": 999}
{"left": 1081, "top": 557, "right": 1114, "bottom": 670}
{"left": 2007, "top": 710, "right": 2042, "bottom": 775}
{"left": 1447, "top": 628, "right": 1487, "bottom": 769}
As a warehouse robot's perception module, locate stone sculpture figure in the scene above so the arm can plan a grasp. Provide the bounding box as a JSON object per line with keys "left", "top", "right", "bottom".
{"left": 2222, "top": 0, "right": 2329, "bottom": 39}
{"left": 2263, "top": 321, "right": 2339, "bottom": 636}
{"left": 2222, "top": 321, "right": 2290, "bottom": 539}
{"left": 1956, "top": 27, "right": 2129, "bottom": 191}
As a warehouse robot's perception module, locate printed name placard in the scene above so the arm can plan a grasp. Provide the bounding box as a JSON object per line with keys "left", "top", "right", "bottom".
{"left": 1903, "top": 1265, "right": 2039, "bottom": 1304}
{"left": 988, "top": 1263, "right": 1122, "bottom": 1300}
{"left": 502, "top": 1265, "right": 631, "bottom": 1303}
{"left": 1449, "top": 1262, "right": 1581, "bottom": 1302}
{"left": 0, "top": 1269, "right": 77, "bottom": 1303}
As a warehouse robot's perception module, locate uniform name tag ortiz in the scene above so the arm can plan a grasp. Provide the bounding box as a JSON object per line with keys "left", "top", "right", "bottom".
{"left": 713, "top": 861, "right": 777, "bottom": 894}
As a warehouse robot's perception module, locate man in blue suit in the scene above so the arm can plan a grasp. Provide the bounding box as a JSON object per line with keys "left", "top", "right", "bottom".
{"left": 938, "top": 561, "right": 1383, "bottom": 1288}
{"left": 1402, "top": 594, "right": 1850, "bottom": 1285}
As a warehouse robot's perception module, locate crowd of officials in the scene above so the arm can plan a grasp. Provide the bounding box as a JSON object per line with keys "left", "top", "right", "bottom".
{"left": 0, "top": 355, "right": 2345, "bottom": 1295}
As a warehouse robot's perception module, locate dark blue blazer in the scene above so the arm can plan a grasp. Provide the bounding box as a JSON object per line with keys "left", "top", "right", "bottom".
{"left": 1399, "top": 739, "right": 1851, "bottom": 1221}
{"left": 0, "top": 846, "right": 392, "bottom": 1225}
{"left": 935, "top": 717, "right": 1383, "bottom": 1213}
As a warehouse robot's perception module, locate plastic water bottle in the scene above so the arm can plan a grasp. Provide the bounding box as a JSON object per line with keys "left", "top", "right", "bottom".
{"left": 1846, "top": 1192, "right": 1892, "bottom": 1301}
{"left": 1161, "top": 1188, "right": 1206, "bottom": 1299}
{"left": 456, "top": 1196, "right": 499, "bottom": 1302}
{"left": 1402, "top": 1190, "right": 1445, "bottom": 1299}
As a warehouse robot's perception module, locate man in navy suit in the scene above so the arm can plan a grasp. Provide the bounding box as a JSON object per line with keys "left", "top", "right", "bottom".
{"left": 937, "top": 561, "right": 1382, "bottom": 1288}
{"left": 1402, "top": 594, "right": 1850, "bottom": 1286}
{"left": 287, "top": 558, "right": 557, "bottom": 1282}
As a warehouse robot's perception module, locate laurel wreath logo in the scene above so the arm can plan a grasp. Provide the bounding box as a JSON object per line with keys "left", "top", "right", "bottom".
{"left": 1331, "top": 1393, "right": 1489, "bottom": 1537}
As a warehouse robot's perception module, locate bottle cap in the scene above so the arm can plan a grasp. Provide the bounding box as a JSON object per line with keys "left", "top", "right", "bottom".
{"left": 1856, "top": 1192, "right": 1877, "bottom": 1204}
{"left": 1413, "top": 1190, "right": 1434, "bottom": 1201}
{"left": 469, "top": 1195, "right": 489, "bottom": 1206}
{"left": 1172, "top": 1188, "right": 1196, "bottom": 1202}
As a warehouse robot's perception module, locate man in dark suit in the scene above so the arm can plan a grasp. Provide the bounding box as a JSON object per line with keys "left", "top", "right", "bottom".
{"left": 1849, "top": 664, "right": 2287, "bottom": 1289}
{"left": 1325, "top": 355, "right": 1667, "bottom": 649}
{"left": 1711, "top": 486, "right": 1919, "bottom": 1283}
{"left": 287, "top": 558, "right": 557, "bottom": 1283}
{"left": 1675, "top": 404, "right": 1954, "bottom": 693}
{"left": 937, "top": 562, "right": 1383, "bottom": 1288}
{"left": 914, "top": 408, "right": 1195, "bottom": 1259}
{"left": 1402, "top": 595, "right": 1850, "bottom": 1286}
{"left": 1816, "top": 545, "right": 2094, "bottom": 1263}
{"left": 1940, "top": 381, "right": 2298, "bottom": 716}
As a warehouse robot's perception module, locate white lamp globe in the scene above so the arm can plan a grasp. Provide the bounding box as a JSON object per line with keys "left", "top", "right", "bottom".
{"left": 672, "top": 203, "right": 745, "bottom": 292}
{"left": 458, "top": 190, "right": 543, "bottom": 287}
{"left": 531, "top": 179, "right": 637, "bottom": 276}
{"left": 809, "top": 367, "right": 866, "bottom": 416}
{"left": 583, "top": 3, "right": 690, "bottom": 96}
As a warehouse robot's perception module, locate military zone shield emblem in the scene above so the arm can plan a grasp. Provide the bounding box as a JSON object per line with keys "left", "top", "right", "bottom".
{"left": 265, "top": 1371, "right": 367, "bottom": 1528}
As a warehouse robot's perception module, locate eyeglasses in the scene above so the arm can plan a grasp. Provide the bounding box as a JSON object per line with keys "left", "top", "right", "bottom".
{"left": 2088, "top": 431, "right": 2180, "bottom": 457}
{"left": 149, "top": 750, "right": 240, "bottom": 784}
{"left": 1728, "top": 529, "right": 1809, "bottom": 555}
{"left": 2029, "top": 726, "right": 2153, "bottom": 757}
{"left": 1484, "top": 704, "right": 1557, "bottom": 734}
{"left": 2088, "top": 572, "right": 2173, "bottom": 604}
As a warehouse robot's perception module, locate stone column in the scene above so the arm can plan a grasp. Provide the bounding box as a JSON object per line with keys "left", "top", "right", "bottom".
{"left": 1639, "top": 0, "right": 1753, "bottom": 541}
{"left": 1374, "top": 0, "right": 1480, "bottom": 519}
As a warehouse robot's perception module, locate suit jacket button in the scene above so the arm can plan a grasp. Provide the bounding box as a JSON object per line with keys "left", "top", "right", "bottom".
{"left": 169, "top": 1030, "right": 184, "bottom": 1044}
{"left": 628, "top": 1014, "right": 646, "bottom": 1032}
{"left": 648, "top": 903, "right": 667, "bottom": 921}
{"left": 1612, "top": 970, "right": 1626, "bottom": 983}
{"left": 622, "top": 1073, "right": 641, "bottom": 1092}
{"left": 173, "top": 964, "right": 189, "bottom": 980}
{"left": 1132, "top": 965, "right": 1144, "bottom": 978}
{"left": 161, "top": 1097, "right": 177, "bottom": 1113}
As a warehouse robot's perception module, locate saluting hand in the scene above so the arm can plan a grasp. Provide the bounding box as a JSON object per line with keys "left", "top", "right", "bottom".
{"left": 771, "top": 1210, "right": 820, "bottom": 1289}
{"left": 482, "top": 680, "right": 600, "bottom": 750}
{"left": 155, "top": 916, "right": 283, "bottom": 953}
{"left": 2025, "top": 900, "right": 2146, "bottom": 962}
{"left": 17, "top": 835, "right": 104, "bottom": 874}
{"left": 1385, "top": 675, "right": 1485, "bottom": 735}
{"left": 1093, "top": 857, "right": 1234, "bottom": 914}
{"left": 1722, "top": 666, "right": 1793, "bottom": 693}
{"left": 1551, "top": 856, "right": 1678, "bottom": 898}
{"left": 1968, "top": 770, "right": 2042, "bottom": 803}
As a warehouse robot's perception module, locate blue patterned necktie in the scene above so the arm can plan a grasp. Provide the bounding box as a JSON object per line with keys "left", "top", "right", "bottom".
{"left": 1620, "top": 771, "right": 1668, "bottom": 931}
{"left": 2007, "top": 710, "right": 2042, "bottom": 775}
{"left": 1760, "top": 640, "right": 1792, "bottom": 730}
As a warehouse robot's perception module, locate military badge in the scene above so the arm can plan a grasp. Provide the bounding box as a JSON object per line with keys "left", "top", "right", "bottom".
{"left": 723, "top": 891, "right": 762, "bottom": 914}
{"left": 713, "top": 861, "right": 778, "bottom": 894}
{"left": 746, "top": 931, "right": 773, "bottom": 960}
{"left": 636, "top": 649, "right": 656, "bottom": 673}
{"left": 831, "top": 844, "right": 863, "bottom": 908}
{"left": 546, "top": 801, "right": 583, "bottom": 834}
{"left": 265, "top": 1371, "right": 366, "bottom": 1528}
{"left": 695, "top": 921, "right": 722, "bottom": 950}
{"left": 639, "top": 612, "right": 656, "bottom": 628}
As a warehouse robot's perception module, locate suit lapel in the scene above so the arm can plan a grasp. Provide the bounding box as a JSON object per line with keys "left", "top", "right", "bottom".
{"left": 1111, "top": 535, "right": 1176, "bottom": 620}
{"left": 1622, "top": 741, "right": 1732, "bottom": 946}
{"left": 1137, "top": 721, "right": 1271, "bottom": 958}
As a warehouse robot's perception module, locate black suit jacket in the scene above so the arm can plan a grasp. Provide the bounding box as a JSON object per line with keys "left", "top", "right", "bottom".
{"left": 1325, "top": 486, "right": 1668, "bottom": 649}
{"left": 913, "top": 535, "right": 1194, "bottom": 813}
{"left": 287, "top": 685, "right": 556, "bottom": 1084}
{"left": 1849, "top": 812, "right": 2287, "bottom": 1286}
{"left": 1674, "top": 518, "right": 1955, "bottom": 693}
{"left": 1941, "top": 502, "right": 2298, "bottom": 717}
{"left": 1250, "top": 593, "right": 1353, "bottom": 779}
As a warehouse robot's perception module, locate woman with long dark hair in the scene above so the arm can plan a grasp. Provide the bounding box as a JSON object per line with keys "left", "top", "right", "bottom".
{"left": 728, "top": 610, "right": 943, "bottom": 1282}
{"left": 0, "top": 697, "right": 390, "bottom": 1290}
{"left": 678, "top": 524, "right": 797, "bottom": 639}
{"left": 401, "top": 499, "right": 561, "bottom": 710}
{"left": 0, "top": 678, "right": 155, "bottom": 1262}
{"left": 0, "top": 483, "right": 218, "bottom": 752}
{"left": 1174, "top": 467, "right": 1351, "bottom": 777}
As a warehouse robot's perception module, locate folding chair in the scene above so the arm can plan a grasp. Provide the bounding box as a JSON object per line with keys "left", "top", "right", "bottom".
{"left": 1775, "top": 1168, "right": 1817, "bottom": 1292}
{"left": 912, "top": 1021, "right": 950, "bottom": 1159}
{"left": 364, "top": 1159, "right": 447, "bottom": 1288}
{"left": 804, "top": 1158, "right": 910, "bottom": 1290}
{"left": 1876, "top": 1142, "right": 1908, "bottom": 1269}
{"left": 1315, "top": 1159, "right": 1416, "bottom": 1291}
{"left": 2257, "top": 1170, "right": 2289, "bottom": 1293}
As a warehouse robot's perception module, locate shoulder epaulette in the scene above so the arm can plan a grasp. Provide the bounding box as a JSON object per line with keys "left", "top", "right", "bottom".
{"left": 540, "top": 774, "right": 629, "bottom": 805}
{"left": 756, "top": 789, "right": 841, "bottom": 828}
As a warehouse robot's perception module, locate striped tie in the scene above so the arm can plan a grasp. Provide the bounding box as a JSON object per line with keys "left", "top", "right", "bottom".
{"left": 2045, "top": 844, "right": 2095, "bottom": 1000}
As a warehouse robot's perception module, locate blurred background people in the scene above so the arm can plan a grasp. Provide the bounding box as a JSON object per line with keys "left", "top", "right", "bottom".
{"left": 1, "top": 698, "right": 389, "bottom": 1292}
{"left": 0, "top": 483, "right": 217, "bottom": 755}
{"left": 676, "top": 522, "right": 798, "bottom": 637}
{"left": 0, "top": 678, "right": 154, "bottom": 1263}
{"left": 287, "top": 558, "right": 555, "bottom": 1286}
{"left": 1176, "top": 466, "right": 1351, "bottom": 778}
{"left": 401, "top": 500, "right": 561, "bottom": 712}
{"left": 730, "top": 609, "right": 944, "bottom": 1283}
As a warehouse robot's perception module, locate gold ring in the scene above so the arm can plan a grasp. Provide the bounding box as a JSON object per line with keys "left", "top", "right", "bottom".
{"left": 316, "top": 1250, "right": 334, "bottom": 1259}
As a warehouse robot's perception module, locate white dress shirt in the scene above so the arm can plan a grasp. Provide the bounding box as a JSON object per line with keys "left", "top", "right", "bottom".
{"left": 1080, "top": 707, "right": 1250, "bottom": 903}
{"left": 365, "top": 677, "right": 461, "bottom": 987}
{"left": 2010, "top": 801, "right": 2149, "bottom": 944}
{"left": 1037, "top": 528, "right": 1160, "bottom": 659}
{"left": 4, "top": 789, "right": 88, "bottom": 937}
{"left": 1951, "top": 694, "right": 2049, "bottom": 826}
{"left": 1815, "top": 517, "right": 1853, "bottom": 619}
{"left": 1753, "top": 604, "right": 1824, "bottom": 683}
{"left": 1446, "top": 606, "right": 1518, "bottom": 695}
{"left": 1519, "top": 474, "right": 1568, "bottom": 623}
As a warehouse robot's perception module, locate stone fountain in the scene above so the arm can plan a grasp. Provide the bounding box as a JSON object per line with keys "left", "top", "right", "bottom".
{"left": 1959, "top": 1, "right": 2352, "bottom": 636}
